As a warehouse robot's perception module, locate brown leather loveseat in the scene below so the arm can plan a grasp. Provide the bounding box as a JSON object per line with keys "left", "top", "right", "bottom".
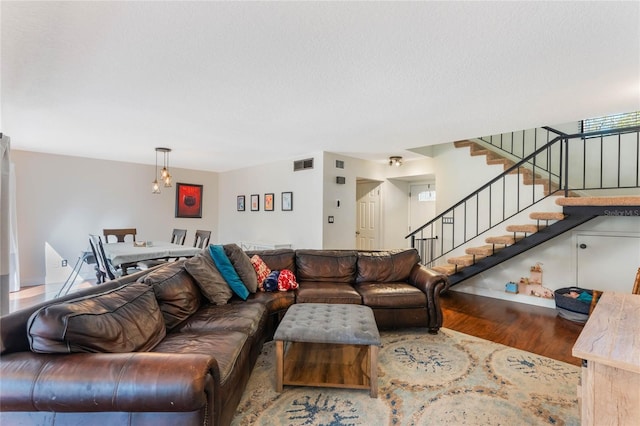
{"left": 0, "top": 247, "right": 449, "bottom": 426}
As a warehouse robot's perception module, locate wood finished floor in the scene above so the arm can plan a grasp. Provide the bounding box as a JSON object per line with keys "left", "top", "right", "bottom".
{"left": 441, "top": 290, "right": 585, "bottom": 366}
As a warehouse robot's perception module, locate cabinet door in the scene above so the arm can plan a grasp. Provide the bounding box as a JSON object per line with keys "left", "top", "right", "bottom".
{"left": 576, "top": 234, "right": 640, "bottom": 292}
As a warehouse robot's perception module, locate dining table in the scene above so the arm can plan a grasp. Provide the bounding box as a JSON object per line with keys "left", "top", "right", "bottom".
{"left": 102, "top": 241, "right": 202, "bottom": 275}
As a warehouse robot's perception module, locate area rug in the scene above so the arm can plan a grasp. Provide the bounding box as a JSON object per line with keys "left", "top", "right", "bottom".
{"left": 231, "top": 328, "right": 580, "bottom": 425}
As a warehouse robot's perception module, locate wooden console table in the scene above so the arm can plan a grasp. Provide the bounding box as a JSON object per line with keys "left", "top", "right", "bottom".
{"left": 572, "top": 292, "right": 640, "bottom": 425}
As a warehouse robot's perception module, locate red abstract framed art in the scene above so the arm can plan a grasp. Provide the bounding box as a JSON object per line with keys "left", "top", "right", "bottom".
{"left": 175, "top": 183, "right": 203, "bottom": 218}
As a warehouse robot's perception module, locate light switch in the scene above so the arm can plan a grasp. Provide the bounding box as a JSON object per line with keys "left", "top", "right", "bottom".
{"left": 328, "top": 216, "right": 334, "bottom": 223}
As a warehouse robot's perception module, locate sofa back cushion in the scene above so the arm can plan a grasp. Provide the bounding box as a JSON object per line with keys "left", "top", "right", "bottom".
{"left": 209, "top": 245, "right": 250, "bottom": 300}
{"left": 245, "top": 249, "right": 296, "bottom": 273}
{"left": 295, "top": 250, "right": 358, "bottom": 283}
{"left": 224, "top": 243, "right": 258, "bottom": 293}
{"left": 27, "top": 281, "right": 166, "bottom": 353}
{"left": 356, "top": 249, "right": 420, "bottom": 283}
{"left": 140, "top": 260, "right": 202, "bottom": 330}
{"left": 184, "top": 249, "right": 234, "bottom": 305}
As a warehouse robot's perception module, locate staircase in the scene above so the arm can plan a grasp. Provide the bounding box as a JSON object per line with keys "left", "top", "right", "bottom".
{"left": 431, "top": 208, "right": 595, "bottom": 284}
{"left": 408, "top": 124, "right": 640, "bottom": 286}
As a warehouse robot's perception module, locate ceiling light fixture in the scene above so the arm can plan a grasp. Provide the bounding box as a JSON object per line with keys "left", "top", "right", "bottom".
{"left": 389, "top": 156, "right": 403, "bottom": 167}
{"left": 152, "top": 147, "right": 172, "bottom": 194}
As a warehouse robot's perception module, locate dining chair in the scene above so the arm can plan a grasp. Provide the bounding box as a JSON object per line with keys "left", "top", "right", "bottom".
{"left": 137, "top": 228, "right": 188, "bottom": 270}
{"left": 103, "top": 228, "right": 137, "bottom": 243}
{"left": 89, "top": 234, "right": 117, "bottom": 283}
{"left": 171, "top": 229, "right": 188, "bottom": 245}
{"left": 193, "top": 230, "right": 211, "bottom": 249}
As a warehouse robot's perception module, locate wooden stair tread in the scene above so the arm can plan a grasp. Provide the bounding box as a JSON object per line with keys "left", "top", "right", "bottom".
{"left": 432, "top": 264, "right": 459, "bottom": 276}
{"left": 485, "top": 234, "right": 525, "bottom": 245}
{"left": 556, "top": 196, "right": 640, "bottom": 206}
{"left": 505, "top": 224, "right": 545, "bottom": 233}
{"left": 486, "top": 157, "right": 511, "bottom": 166}
{"left": 447, "top": 254, "right": 485, "bottom": 266}
{"left": 530, "top": 212, "right": 565, "bottom": 220}
{"left": 470, "top": 148, "right": 490, "bottom": 156}
{"left": 508, "top": 168, "right": 537, "bottom": 177}
{"left": 453, "top": 140, "right": 474, "bottom": 148}
{"left": 465, "top": 245, "right": 503, "bottom": 256}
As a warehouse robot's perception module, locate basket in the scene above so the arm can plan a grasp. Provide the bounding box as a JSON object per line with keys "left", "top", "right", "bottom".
{"left": 554, "top": 287, "right": 593, "bottom": 323}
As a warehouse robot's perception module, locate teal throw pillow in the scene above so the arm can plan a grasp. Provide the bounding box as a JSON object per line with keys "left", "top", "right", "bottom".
{"left": 209, "top": 245, "right": 249, "bottom": 300}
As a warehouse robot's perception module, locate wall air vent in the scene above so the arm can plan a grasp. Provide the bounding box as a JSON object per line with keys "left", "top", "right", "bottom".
{"left": 335, "top": 160, "right": 344, "bottom": 169}
{"left": 293, "top": 158, "right": 314, "bottom": 171}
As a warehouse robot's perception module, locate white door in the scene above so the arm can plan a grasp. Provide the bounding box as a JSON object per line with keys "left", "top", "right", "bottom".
{"left": 576, "top": 233, "right": 640, "bottom": 293}
{"left": 356, "top": 181, "right": 381, "bottom": 250}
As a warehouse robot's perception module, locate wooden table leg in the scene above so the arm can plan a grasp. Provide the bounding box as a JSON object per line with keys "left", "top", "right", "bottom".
{"left": 276, "top": 340, "right": 284, "bottom": 392}
{"left": 369, "top": 345, "right": 378, "bottom": 398}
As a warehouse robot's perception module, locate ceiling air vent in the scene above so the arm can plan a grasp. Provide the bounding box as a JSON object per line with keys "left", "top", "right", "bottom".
{"left": 293, "top": 158, "right": 314, "bottom": 171}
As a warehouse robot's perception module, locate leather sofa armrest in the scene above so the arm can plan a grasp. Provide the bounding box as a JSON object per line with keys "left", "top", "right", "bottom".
{"left": 408, "top": 264, "right": 451, "bottom": 334}
{"left": 0, "top": 351, "right": 219, "bottom": 417}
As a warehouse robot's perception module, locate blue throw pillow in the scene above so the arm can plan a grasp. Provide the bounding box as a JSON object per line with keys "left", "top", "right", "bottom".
{"left": 208, "top": 245, "right": 249, "bottom": 300}
{"left": 263, "top": 270, "right": 280, "bottom": 292}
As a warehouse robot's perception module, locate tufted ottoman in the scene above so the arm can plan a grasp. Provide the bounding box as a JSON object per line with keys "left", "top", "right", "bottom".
{"left": 273, "top": 303, "right": 381, "bottom": 397}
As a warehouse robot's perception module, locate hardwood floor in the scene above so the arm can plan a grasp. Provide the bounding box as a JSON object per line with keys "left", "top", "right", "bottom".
{"left": 441, "top": 290, "right": 585, "bottom": 366}
{"left": 8, "top": 280, "right": 96, "bottom": 313}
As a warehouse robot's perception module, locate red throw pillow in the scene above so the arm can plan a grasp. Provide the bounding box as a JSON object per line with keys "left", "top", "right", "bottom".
{"left": 277, "top": 269, "right": 298, "bottom": 291}
{"left": 250, "top": 255, "right": 271, "bottom": 291}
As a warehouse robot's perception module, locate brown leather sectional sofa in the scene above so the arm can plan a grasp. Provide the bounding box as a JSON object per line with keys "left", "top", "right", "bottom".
{"left": 0, "top": 248, "right": 449, "bottom": 426}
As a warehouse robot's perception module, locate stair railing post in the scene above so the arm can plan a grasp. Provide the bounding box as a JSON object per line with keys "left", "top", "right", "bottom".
{"left": 563, "top": 137, "right": 570, "bottom": 197}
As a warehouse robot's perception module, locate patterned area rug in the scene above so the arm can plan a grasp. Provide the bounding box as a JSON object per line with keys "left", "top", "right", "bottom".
{"left": 232, "top": 328, "right": 580, "bottom": 425}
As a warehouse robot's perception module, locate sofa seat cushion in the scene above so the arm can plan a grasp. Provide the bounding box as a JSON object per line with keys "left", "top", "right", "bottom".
{"left": 140, "top": 260, "right": 202, "bottom": 330}
{"left": 28, "top": 281, "right": 166, "bottom": 353}
{"left": 295, "top": 281, "right": 362, "bottom": 304}
{"left": 246, "top": 291, "right": 295, "bottom": 314}
{"left": 151, "top": 330, "right": 248, "bottom": 385}
{"left": 356, "top": 249, "right": 420, "bottom": 283}
{"left": 355, "top": 282, "right": 426, "bottom": 308}
{"left": 296, "top": 250, "right": 358, "bottom": 283}
{"left": 172, "top": 303, "right": 267, "bottom": 337}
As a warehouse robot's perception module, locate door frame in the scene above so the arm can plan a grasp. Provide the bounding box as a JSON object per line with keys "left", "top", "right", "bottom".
{"left": 408, "top": 181, "right": 436, "bottom": 234}
{"left": 355, "top": 180, "right": 383, "bottom": 250}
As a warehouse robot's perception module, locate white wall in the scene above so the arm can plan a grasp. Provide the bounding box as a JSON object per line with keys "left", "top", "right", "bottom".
{"left": 431, "top": 143, "right": 505, "bottom": 215}
{"left": 320, "top": 153, "right": 437, "bottom": 249}
{"left": 217, "top": 153, "right": 324, "bottom": 249}
{"left": 12, "top": 150, "right": 218, "bottom": 285}
{"left": 322, "top": 153, "right": 357, "bottom": 249}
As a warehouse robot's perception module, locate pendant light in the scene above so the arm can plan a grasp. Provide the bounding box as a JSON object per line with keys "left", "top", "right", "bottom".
{"left": 152, "top": 147, "right": 172, "bottom": 194}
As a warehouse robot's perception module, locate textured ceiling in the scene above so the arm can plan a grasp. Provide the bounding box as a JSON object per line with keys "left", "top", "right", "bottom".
{"left": 2, "top": 1, "right": 639, "bottom": 172}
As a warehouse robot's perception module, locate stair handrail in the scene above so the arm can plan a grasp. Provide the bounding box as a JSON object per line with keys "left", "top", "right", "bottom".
{"left": 477, "top": 126, "right": 567, "bottom": 169}
{"left": 407, "top": 125, "right": 640, "bottom": 266}
{"left": 406, "top": 134, "right": 563, "bottom": 239}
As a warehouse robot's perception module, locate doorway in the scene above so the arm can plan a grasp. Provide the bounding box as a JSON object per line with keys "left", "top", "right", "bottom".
{"left": 409, "top": 182, "right": 436, "bottom": 233}
{"left": 356, "top": 181, "right": 382, "bottom": 250}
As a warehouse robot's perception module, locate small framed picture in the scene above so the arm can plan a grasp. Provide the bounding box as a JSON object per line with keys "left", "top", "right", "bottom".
{"left": 237, "top": 195, "right": 245, "bottom": 211}
{"left": 264, "top": 193, "right": 274, "bottom": 211}
{"left": 251, "top": 194, "right": 260, "bottom": 211}
{"left": 281, "top": 191, "right": 293, "bottom": 211}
